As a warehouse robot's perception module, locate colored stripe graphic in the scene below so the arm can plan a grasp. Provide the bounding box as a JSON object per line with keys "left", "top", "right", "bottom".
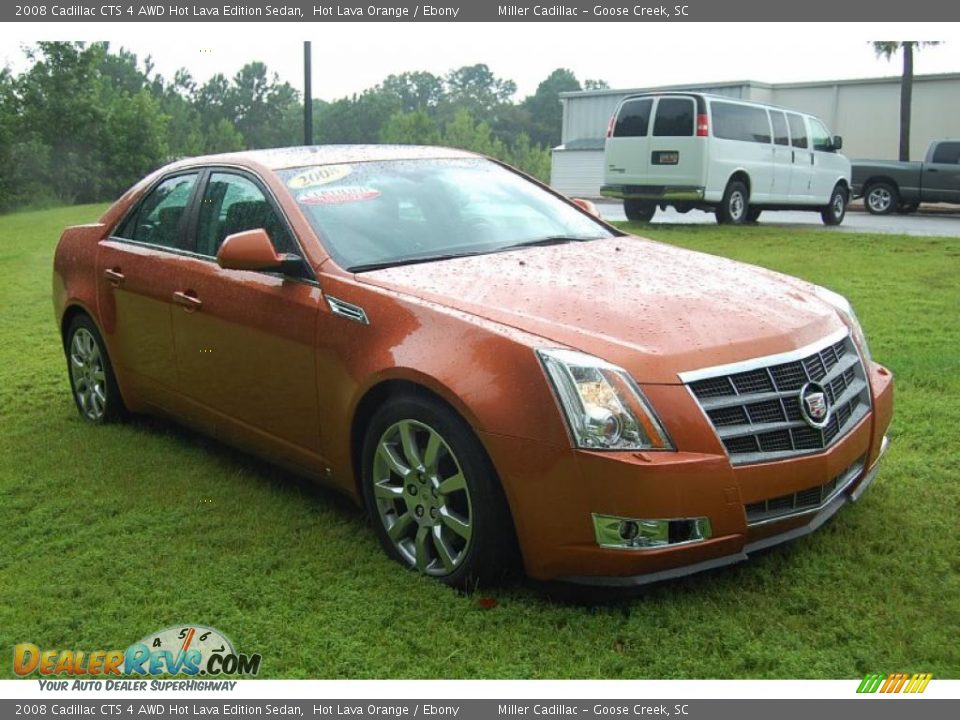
{"left": 857, "top": 672, "right": 932, "bottom": 693}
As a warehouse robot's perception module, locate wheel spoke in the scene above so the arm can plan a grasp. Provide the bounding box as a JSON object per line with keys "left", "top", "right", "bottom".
{"left": 387, "top": 512, "right": 414, "bottom": 542}
{"left": 438, "top": 472, "right": 466, "bottom": 495}
{"left": 374, "top": 482, "right": 404, "bottom": 501}
{"left": 432, "top": 526, "right": 456, "bottom": 572}
{"left": 378, "top": 444, "right": 411, "bottom": 479}
{"left": 440, "top": 508, "right": 471, "bottom": 541}
{"left": 414, "top": 525, "right": 430, "bottom": 572}
{"left": 398, "top": 421, "right": 423, "bottom": 470}
{"left": 423, "top": 430, "right": 442, "bottom": 473}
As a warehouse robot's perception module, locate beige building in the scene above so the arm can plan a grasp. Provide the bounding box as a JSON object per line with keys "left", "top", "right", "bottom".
{"left": 551, "top": 73, "right": 960, "bottom": 197}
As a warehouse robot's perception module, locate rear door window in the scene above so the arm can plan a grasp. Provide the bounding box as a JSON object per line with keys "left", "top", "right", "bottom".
{"left": 613, "top": 98, "right": 653, "bottom": 137}
{"left": 787, "top": 114, "right": 808, "bottom": 149}
{"left": 710, "top": 102, "right": 771, "bottom": 144}
{"left": 115, "top": 173, "right": 199, "bottom": 249}
{"left": 653, "top": 98, "right": 694, "bottom": 137}
{"left": 931, "top": 142, "right": 960, "bottom": 164}
{"left": 771, "top": 112, "right": 790, "bottom": 146}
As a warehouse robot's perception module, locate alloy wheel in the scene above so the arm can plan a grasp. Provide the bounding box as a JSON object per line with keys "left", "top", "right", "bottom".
{"left": 867, "top": 187, "right": 892, "bottom": 213}
{"left": 69, "top": 328, "right": 107, "bottom": 421}
{"left": 371, "top": 419, "right": 473, "bottom": 576}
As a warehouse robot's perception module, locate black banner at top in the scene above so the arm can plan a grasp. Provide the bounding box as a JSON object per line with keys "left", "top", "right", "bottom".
{"left": 5, "top": 0, "right": 959, "bottom": 22}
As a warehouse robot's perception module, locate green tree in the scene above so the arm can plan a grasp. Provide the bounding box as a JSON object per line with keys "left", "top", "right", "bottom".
{"left": 381, "top": 72, "right": 446, "bottom": 114}
{"left": 521, "top": 68, "right": 581, "bottom": 148}
{"left": 444, "top": 64, "right": 516, "bottom": 122}
{"left": 872, "top": 41, "right": 942, "bottom": 160}
{"left": 380, "top": 109, "right": 441, "bottom": 145}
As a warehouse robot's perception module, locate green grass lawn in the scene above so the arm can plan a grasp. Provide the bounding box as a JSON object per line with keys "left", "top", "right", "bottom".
{"left": 1, "top": 205, "right": 958, "bottom": 679}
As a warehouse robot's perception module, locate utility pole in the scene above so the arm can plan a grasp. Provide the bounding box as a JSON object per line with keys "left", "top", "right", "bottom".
{"left": 303, "top": 41, "right": 313, "bottom": 145}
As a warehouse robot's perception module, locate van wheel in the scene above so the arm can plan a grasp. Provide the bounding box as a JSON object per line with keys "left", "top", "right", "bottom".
{"left": 821, "top": 185, "right": 848, "bottom": 226}
{"left": 623, "top": 199, "right": 656, "bottom": 222}
{"left": 746, "top": 208, "right": 763, "bottom": 223}
{"left": 361, "top": 393, "right": 518, "bottom": 589}
{"left": 716, "top": 181, "right": 749, "bottom": 225}
{"left": 896, "top": 203, "right": 919, "bottom": 215}
{"left": 864, "top": 182, "right": 897, "bottom": 215}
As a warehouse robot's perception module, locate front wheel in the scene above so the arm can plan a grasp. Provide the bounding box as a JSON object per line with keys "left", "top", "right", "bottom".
{"left": 623, "top": 199, "right": 656, "bottom": 223}
{"left": 65, "top": 314, "right": 125, "bottom": 423}
{"left": 716, "top": 181, "right": 749, "bottom": 225}
{"left": 361, "top": 394, "right": 517, "bottom": 589}
{"left": 821, "top": 185, "right": 848, "bottom": 226}
{"left": 864, "top": 182, "right": 898, "bottom": 215}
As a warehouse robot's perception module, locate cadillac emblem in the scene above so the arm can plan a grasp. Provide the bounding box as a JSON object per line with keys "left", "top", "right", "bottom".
{"left": 799, "top": 382, "right": 831, "bottom": 429}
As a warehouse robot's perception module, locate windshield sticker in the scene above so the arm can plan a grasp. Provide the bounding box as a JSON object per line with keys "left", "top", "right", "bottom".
{"left": 287, "top": 164, "right": 352, "bottom": 189}
{"left": 298, "top": 186, "right": 381, "bottom": 205}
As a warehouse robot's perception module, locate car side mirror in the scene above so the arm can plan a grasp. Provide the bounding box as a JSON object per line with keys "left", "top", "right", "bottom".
{"left": 217, "top": 229, "right": 303, "bottom": 275}
{"left": 571, "top": 197, "right": 601, "bottom": 217}
{"left": 831, "top": 135, "right": 843, "bottom": 151}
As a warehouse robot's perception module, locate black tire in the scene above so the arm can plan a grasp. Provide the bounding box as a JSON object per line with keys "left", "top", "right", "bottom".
{"left": 623, "top": 199, "right": 656, "bottom": 223}
{"left": 821, "top": 184, "right": 848, "bottom": 226}
{"left": 896, "top": 203, "right": 920, "bottom": 215}
{"left": 746, "top": 208, "right": 763, "bottom": 223}
{"left": 716, "top": 180, "right": 749, "bottom": 225}
{"left": 360, "top": 393, "right": 518, "bottom": 589}
{"left": 64, "top": 314, "right": 126, "bottom": 423}
{"left": 863, "top": 181, "right": 898, "bottom": 215}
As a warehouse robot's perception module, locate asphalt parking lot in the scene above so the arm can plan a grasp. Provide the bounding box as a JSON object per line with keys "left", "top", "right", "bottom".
{"left": 597, "top": 202, "right": 960, "bottom": 237}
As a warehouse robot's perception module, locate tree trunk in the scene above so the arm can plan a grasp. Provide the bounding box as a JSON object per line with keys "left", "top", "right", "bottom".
{"left": 899, "top": 42, "right": 914, "bottom": 161}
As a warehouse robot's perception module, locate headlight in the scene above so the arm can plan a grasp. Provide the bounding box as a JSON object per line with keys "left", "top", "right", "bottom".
{"left": 537, "top": 348, "right": 673, "bottom": 451}
{"left": 814, "top": 285, "right": 872, "bottom": 362}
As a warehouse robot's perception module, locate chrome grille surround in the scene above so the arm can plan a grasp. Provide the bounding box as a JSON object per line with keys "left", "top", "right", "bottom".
{"left": 680, "top": 330, "right": 871, "bottom": 465}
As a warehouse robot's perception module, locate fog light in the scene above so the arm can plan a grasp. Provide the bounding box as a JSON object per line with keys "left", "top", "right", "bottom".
{"left": 593, "top": 514, "right": 712, "bottom": 550}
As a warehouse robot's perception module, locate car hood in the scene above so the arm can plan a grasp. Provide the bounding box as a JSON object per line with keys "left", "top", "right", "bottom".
{"left": 356, "top": 236, "right": 846, "bottom": 384}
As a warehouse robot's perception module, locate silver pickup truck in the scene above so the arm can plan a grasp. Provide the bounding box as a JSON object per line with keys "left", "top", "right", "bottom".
{"left": 852, "top": 140, "right": 960, "bottom": 214}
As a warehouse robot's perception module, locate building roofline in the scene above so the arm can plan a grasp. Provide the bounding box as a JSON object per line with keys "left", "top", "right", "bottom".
{"left": 559, "top": 72, "right": 960, "bottom": 100}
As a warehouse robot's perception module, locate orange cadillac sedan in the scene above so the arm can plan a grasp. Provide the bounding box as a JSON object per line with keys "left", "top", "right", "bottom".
{"left": 53, "top": 146, "right": 893, "bottom": 589}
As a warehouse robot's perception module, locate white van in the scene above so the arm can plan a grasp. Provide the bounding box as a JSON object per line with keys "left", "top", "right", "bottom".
{"left": 602, "top": 93, "right": 851, "bottom": 225}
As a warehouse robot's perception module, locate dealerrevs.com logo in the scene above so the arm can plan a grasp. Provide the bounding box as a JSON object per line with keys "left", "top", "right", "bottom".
{"left": 14, "top": 625, "right": 261, "bottom": 679}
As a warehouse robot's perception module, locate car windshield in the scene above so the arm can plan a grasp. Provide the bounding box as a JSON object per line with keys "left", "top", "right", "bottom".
{"left": 276, "top": 157, "right": 615, "bottom": 271}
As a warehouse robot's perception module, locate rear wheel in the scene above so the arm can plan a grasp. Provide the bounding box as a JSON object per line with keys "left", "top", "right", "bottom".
{"left": 716, "top": 181, "right": 749, "bottom": 225}
{"left": 65, "top": 315, "right": 125, "bottom": 423}
{"left": 864, "top": 182, "right": 898, "bottom": 215}
{"left": 821, "top": 185, "right": 848, "bottom": 226}
{"left": 361, "top": 394, "right": 517, "bottom": 589}
{"left": 623, "top": 199, "right": 656, "bottom": 223}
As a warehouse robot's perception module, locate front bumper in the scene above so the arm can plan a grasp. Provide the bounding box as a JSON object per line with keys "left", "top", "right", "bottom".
{"left": 481, "top": 361, "right": 893, "bottom": 584}
{"left": 565, "top": 435, "right": 888, "bottom": 586}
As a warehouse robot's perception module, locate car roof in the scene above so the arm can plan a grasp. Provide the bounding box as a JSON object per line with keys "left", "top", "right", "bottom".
{"left": 169, "top": 144, "right": 482, "bottom": 172}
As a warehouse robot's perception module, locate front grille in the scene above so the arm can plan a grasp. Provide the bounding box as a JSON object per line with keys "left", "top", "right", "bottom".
{"left": 687, "top": 334, "right": 870, "bottom": 465}
{"left": 745, "top": 456, "right": 866, "bottom": 524}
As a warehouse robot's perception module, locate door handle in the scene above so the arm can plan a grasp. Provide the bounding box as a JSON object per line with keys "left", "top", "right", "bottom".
{"left": 927, "top": 168, "right": 939, "bottom": 173}
{"left": 172, "top": 290, "right": 202, "bottom": 312}
{"left": 104, "top": 268, "right": 125, "bottom": 287}
{"left": 791, "top": 151, "right": 795, "bottom": 163}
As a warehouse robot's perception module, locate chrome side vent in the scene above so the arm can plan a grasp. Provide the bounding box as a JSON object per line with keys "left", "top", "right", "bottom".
{"left": 325, "top": 295, "right": 369, "bottom": 325}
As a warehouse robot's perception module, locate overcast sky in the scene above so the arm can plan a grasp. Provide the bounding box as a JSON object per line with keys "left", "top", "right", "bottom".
{"left": 5, "top": 24, "right": 958, "bottom": 99}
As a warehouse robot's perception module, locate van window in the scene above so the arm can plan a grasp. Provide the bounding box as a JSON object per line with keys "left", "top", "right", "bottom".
{"left": 810, "top": 119, "right": 832, "bottom": 152}
{"left": 771, "top": 112, "right": 789, "bottom": 146}
{"left": 653, "top": 98, "right": 694, "bottom": 137}
{"left": 613, "top": 98, "right": 653, "bottom": 137}
{"left": 931, "top": 142, "right": 960, "bottom": 164}
{"left": 711, "top": 102, "right": 771, "bottom": 144}
{"left": 787, "top": 114, "right": 808, "bottom": 149}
